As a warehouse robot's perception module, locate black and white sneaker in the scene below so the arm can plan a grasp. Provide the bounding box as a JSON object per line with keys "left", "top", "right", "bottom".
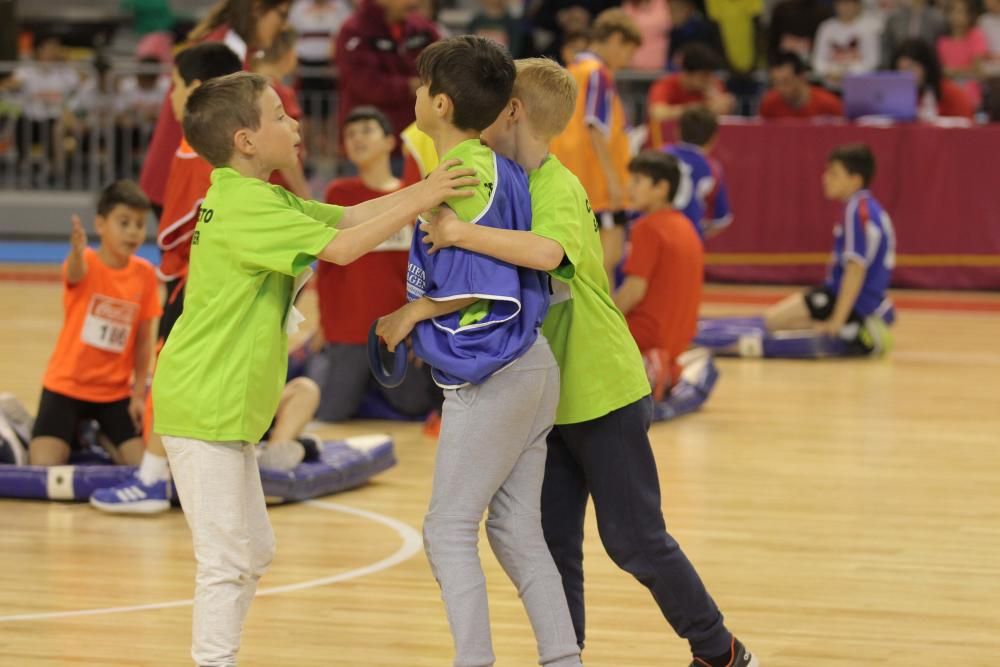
{"left": 0, "top": 393, "right": 33, "bottom": 449}
{"left": 0, "top": 413, "right": 27, "bottom": 466}
{"left": 690, "top": 638, "right": 759, "bottom": 667}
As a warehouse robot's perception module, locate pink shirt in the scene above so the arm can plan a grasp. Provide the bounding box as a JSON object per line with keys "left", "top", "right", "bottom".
{"left": 937, "top": 28, "right": 989, "bottom": 70}
{"left": 624, "top": 0, "right": 671, "bottom": 70}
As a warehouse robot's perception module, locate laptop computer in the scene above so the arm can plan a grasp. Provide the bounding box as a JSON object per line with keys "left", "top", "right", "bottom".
{"left": 842, "top": 72, "right": 918, "bottom": 121}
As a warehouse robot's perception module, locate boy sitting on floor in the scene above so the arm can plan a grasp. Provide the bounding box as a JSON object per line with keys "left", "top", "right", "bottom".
{"left": 765, "top": 143, "right": 895, "bottom": 355}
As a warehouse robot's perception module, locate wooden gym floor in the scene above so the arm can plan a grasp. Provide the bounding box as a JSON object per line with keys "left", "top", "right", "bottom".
{"left": 1, "top": 274, "right": 999, "bottom": 666}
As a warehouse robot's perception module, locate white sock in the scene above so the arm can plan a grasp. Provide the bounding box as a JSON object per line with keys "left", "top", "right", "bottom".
{"left": 137, "top": 451, "right": 170, "bottom": 486}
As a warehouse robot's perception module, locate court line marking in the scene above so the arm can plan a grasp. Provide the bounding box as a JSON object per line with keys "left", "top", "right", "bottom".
{"left": 0, "top": 500, "right": 423, "bottom": 623}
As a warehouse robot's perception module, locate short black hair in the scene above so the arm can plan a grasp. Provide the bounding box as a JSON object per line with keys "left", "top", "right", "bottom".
{"left": 678, "top": 106, "right": 719, "bottom": 146}
{"left": 828, "top": 144, "right": 876, "bottom": 187}
{"left": 343, "top": 106, "right": 394, "bottom": 136}
{"left": 417, "top": 35, "right": 516, "bottom": 132}
{"left": 97, "top": 180, "right": 151, "bottom": 217}
{"left": 174, "top": 42, "right": 244, "bottom": 87}
{"left": 629, "top": 151, "right": 682, "bottom": 201}
{"left": 681, "top": 43, "right": 723, "bottom": 73}
{"left": 770, "top": 50, "right": 808, "bottom": 75}
{"left": 894, "top": 38, "right": 943, "bottom": 97}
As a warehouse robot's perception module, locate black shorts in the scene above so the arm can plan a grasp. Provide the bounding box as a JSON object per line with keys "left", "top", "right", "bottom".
{"left": 157, "top": 278, "right": 185, "bottom": 342}
{"left": 31, "top": 388, "right": 139, "bottom": 448}
{"left": 803, "top": 286, "right": 878, "bottom": 355}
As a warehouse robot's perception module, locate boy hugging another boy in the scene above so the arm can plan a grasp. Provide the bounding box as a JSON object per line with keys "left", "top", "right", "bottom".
{"left": 375, "top": 37, "right": 582, "bottom": 667}
{"left": 28, "top": 181, "right": 160, "bottom": 468}
{"left": 151, "top": 71, "right": 474, "bottom": 666}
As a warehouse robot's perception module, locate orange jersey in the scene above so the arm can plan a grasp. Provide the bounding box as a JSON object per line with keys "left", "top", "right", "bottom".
{"left": 43, "top": 248, "right": 162, "bottom": 402}
{"left": 622, "top": 209, "right": 704, "bottom": 357}
{"left": 157, "top": 138, "right": 213, "bottom": 281}
{"left": 549, "top": 52, "right": 631, "bottom": 212}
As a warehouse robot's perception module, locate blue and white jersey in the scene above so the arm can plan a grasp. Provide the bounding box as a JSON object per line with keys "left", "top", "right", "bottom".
{"left": 826, "top": 190, "right": 896, "bottom": 317}
{"left": 407, "top": 152, "right": 549, "bottom": 388}
{"left": 664, "top": 142, "right": 733, "bottom": 239}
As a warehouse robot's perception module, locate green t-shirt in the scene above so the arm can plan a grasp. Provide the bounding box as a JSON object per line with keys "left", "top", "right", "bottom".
{"left": 530, "top": 156, "right": 651, "bottom": 425}
{"left": 438, "top": 138, "right": 496, "bottom": 326}
{"left": 153, "top": 168, "right": 342, "bottom": 442}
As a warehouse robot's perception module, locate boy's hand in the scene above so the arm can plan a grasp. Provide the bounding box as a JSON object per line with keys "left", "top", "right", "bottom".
{"left": 70, "top": 214, "right": 87, "bottom": 254}
{"left": 421, "top": 208, "right": 464, "bottom": 254}
{"left": 419, "top": 159, "right": 478, "bottom": 210}
{"left": 376, "top": 304, "right": 418, "bottom": 352}
{"left": 128, "top": 394, "right": 144, "bottom": 432}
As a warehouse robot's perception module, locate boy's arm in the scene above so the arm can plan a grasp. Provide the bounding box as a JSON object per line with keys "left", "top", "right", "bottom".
{"left": 66, "top": 215, "right": 88, "bottom": 285}
{"left": 129, "top": 317, "right": 156, "bottom": 430}
{"left": 588, "top": 126, "right": 624, "bottom": 210}
{"left": 376, "top": 296, "right": 479, "bottom": 351}
{"left": 819, "top": 260, "right": 865, "bottom": 335}
{"left": 420, "top": 208, "right": 565, "bottom": 271}
{"left": 318, "top": 163, "right": 476, "bottom": 265}
{"left": 335, "top": 159, "right": 477, "bottom": 229}
{"left": 613, "top": 276, "right": 648, "bottom": 315}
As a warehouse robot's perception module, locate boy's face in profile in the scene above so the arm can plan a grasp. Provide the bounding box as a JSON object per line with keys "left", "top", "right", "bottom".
{"left": 250, "top": 86, "right": 302, "bottom": 171}
{"left": 603, "top": 34, "right": 638, "bottom": 71}
{"left": 414, "top": 81, "right": 442, "bottom": 134}
{"left": 96, "top": 205, "right": 148, "bottom": 262}
{"left": 628, "top": 173, "right": 669, "bottom": 214}
{"left": 170, "top": 68, "right": 200, "bottom": 123}
{"left": 344, "top": 119, "right": 394, "bottom": 168}
{"left": 822, "top": 160, "right": 861, "bottom": 201}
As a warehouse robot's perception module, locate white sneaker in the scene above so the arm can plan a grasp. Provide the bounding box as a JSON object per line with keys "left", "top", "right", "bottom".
{"left": 257, "top": 440, "right": 305, "bottom": 472}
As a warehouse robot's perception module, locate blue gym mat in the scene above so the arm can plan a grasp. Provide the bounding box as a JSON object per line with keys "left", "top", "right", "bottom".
{"left": 0, "top": 242, "right": 160, "bottom": 265}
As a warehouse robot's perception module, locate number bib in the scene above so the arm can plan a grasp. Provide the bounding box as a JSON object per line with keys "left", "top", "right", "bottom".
{"left": 81, "top": 294, "right": 139, "bottom": 353}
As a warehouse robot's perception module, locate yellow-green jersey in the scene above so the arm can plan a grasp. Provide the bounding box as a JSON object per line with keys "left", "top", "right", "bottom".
{"left": 530, "top": 155, "right": 650, "bottom": 425}
{"left": 153, "top": 168, "right": 342, "bottom": 442}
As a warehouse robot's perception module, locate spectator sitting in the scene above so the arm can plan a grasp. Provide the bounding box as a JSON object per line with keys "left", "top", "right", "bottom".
{"left": 895, "top": 38, "right": 976, "bottom": 119}
{"left": 559, "top": 28, "right": 590, "bottom": 65}
{"left": 667, "top": 0, "right": 725, "bottom": 67}
{"left": 767, "top": 0, "right": 832, "bottom": 65}
{"left": 251, "top": 29, "right": 312, "bottom": 198}
{"left": 812, "top": 0, "right": 881, "bottom": 87}
{"left": 623, "top": 0, "right": 672, "bottom": 69}
{"left": 881, "top": 0, "right": 947, "bottom": 68}
{"left": 307, "top": 106, "right": 440, "bottom": 422}
{"left": 981, "top": 0, "right": 1000, "bottom": 69}
{"left": 760, "top": 50, "right": 845, "bottom": 118}
{"left": 468, "top": 0, "right": 528, "bottom": 57}
{"left": 938, "top": 0, "right": 988, "bottom": 105}
{"left": 647, "top": 43, "right": 735, "bottom": 147}
{"left": 335, "top": 0, "right": 439, "bottom": 155}
{"left": 664, "top": 107, "right": 733, "bottom": 239}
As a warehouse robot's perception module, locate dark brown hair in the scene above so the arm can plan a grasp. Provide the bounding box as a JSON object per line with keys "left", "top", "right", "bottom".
{"left": 829, "top": 143, "right": 876, "bottom": 187}
{"left": 97, "top": 180, "right": 151, "bottom": 217}
{"left": 629, "top": 151, "right": 682, "bottom": 201}
{"left": 189, "top": 0, "right": 289, "bottom": 47}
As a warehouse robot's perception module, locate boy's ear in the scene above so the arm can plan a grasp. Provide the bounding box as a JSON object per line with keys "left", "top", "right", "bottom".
{"left": 434, "top": 92, "right": 452, "bottom": 121}
{"left": 233, "top": 128, "right": 255, "bottom": 156}
{"left": 93, "top": 215, "right": 107, "bottom": 234}
{"left": 385, "top": 133, "right": 398, "bottom": 153}
{"left": 507, "top": 98, "right": 523, "bottom": 122}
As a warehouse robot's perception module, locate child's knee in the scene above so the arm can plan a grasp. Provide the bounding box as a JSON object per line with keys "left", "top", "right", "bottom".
{"left": 28, "top": 437, "right": 70, "bottom": 466}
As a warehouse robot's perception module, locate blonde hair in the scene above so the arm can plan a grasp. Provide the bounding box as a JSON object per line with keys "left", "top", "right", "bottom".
{"left": 513, "top": 58, "right": 578, "bottom": 139}
{"left": 590, "top": 8, "right": 642, "bottom": 45}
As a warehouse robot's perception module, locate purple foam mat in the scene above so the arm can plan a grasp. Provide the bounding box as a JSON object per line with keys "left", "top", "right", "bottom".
{"left": 0, "top": 436, "right": 396, "bottom": 504}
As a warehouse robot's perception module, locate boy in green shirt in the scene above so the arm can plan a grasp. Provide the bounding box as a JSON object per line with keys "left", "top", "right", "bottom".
{"left": 420, "top": 58, "right": 759, "bottom": 667}
{"left": 151, "top": 71, "right": 475, "bottom": 667}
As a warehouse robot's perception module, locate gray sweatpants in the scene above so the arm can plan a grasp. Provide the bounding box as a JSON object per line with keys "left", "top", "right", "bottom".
{"left": 424, "top": 336, "right": 582, "bottom": 667}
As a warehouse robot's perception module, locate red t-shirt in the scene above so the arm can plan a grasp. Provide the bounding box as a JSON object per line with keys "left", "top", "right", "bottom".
{"left": 647, "top": 73, "right": 726, "bottom": 146}
{"left": 139, "top": 26, "right": 248, "bottom": 205}
{"left": 759, "top": 85, "right": 844, "bottom": 119}
{"left": 937, "top": 79, "right": 976, "bottom": 119}
{"left": 317, "top": 177, "right": 411, "bottom": 344}
{"left": 158, "top": 138, "right": 213, "bottom": 281}
{"left": 622, "top": 209, "right": 704, "bottom": 357}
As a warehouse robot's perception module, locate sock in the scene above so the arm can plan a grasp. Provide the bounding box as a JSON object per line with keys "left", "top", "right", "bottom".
{"left": 137, "top": 451, "right": 170, "bottom": 486}
{"left": 693, "top": 637, "right": 736, "bottom": 667}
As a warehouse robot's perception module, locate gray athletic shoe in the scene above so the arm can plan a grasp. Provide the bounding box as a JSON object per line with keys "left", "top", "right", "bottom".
{"left": 689, "top": 638, "right": 759, "bottom": 667}
{"left": 0, "top": 393, "right": 34, "bottom": 447}
{"left": 257, "top": 440, "right": 305, "bottom": 472}
{"left": 0, "top": 413, "right": 27, "bottom": 465}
